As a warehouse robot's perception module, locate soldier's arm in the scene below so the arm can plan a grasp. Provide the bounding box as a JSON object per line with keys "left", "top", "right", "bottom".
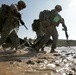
{"left": 60, "top": 18, "right": 67, "bottom": 31}
{"left": 61, "top": 18, "right": 69, "bottom": 44}
{"left": 10, "top": 4, "right": 22, "bottom": 22}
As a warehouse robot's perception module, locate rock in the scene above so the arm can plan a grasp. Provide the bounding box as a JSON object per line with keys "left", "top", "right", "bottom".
{"left": 26, "top": 60, "right": 35, "bottom": 65}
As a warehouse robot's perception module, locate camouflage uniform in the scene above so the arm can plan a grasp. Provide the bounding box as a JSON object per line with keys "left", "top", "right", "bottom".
{"left": 0, "top": 4, "right": 20, "bottom": 49}
{"left": 40, "top": 20, "right": 58, "bottom": 51}
{"left": 36, "top": 19, "right": 58, "bottom": 49}
{"left": 41, "top": 9, "right": 60, "bottom": 51}
{"left": 34, "top": 22, "right": 45, "bottom": 46}
{"left": 35, "top": 8, "right": 63, "bottom": 53}
{"left": 31, "top": 19, "right": 44, "bottom": 51}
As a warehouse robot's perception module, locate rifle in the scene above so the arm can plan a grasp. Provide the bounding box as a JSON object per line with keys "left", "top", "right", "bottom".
{"left": 17, "top": 13, "right": 28, "bottom": 30}
{"left": 63, "top": 28, "right": 70, "bottom": 47}
{"left": 20, "top": 19, "right": 28, "bottom": 30}
{"left": 62, "top": 19, "right": 70, "bottom": 47}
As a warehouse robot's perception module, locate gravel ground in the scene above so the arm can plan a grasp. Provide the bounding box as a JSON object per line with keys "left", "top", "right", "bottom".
{"left": 0, "top": 46, "right": 76, "bottom": 75}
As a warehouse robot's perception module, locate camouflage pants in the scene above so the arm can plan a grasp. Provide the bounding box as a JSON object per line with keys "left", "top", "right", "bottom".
{"left": 0, "top": 16, "right": 20, "bottom": 49}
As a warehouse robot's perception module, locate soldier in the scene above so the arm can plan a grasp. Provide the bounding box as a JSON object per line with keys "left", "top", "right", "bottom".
{"left": 32, "top": 19, "right": 53, "bottom": 53}
{"left": 33, "top": 5, "right": 67, "bottom": 53}
{"left": 0, "top": 1, "right": 26, "bottom": 52}
{"left": 32, "top": 19, "right": 44, "bottom": 44}
{"left": 31, "top": 19, "right": 45, "bottom": 52}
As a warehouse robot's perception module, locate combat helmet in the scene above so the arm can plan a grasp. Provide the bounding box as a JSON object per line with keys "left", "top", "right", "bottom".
{"left": 18, "top": 0, "right": 26, "bottom": 8}
{"left": 55, "top": 5, "right": 62, "bottom": 11}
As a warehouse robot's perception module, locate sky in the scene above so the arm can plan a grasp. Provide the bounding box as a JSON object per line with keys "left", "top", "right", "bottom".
{"left": 0, "top": 0, "right": 76, "bottom": 40}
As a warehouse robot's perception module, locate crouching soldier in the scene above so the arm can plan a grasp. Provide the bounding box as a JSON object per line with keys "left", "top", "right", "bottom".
{"left": 31, "top": 19, "right": 53, "bottom": 53}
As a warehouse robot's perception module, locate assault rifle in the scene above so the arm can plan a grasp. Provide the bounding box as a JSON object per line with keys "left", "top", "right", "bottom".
{"left": 62, "top": 18, "right": 70, "bottom": 47}
{"left": 17, "top": 13, "right": 28, "bottom": 30}
{"left": 63, "top": 27, "right": 69, "bottom": 42}
{"left": 63, "top": 28, "right": 70, "bottom": 47}
{"left": 20, "top": 19, "right": 28, "bottom": 30}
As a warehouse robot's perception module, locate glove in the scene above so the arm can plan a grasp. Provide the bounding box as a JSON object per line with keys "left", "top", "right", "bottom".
{"left": 62, "top": 26, "right": 67, "bottom": 31}
{"left": 20, "top": 20, "right": 24, "bottom": 25}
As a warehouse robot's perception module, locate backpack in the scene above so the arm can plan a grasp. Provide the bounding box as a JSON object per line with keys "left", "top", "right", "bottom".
{"left": 0, "top": 4, "right": 10, "bottom": 20}
{"left": 39, "top": 10, "right": 51, "bottom": 21}
{"left": 0, "top": 4, "right": 10, "bottom": 32}
{"left": 32, "top": 19, "right": 40, "bottom": 31}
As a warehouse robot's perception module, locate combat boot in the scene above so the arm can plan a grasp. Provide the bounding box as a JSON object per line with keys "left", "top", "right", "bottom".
{"left": 40, "top": 47, "right": 46, "bottom": 53}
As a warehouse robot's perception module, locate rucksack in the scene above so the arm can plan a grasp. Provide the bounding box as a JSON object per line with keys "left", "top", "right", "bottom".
{"left": 0, "top": 4, "right": 10, "bottom": 32}
{"left": 39, "top": 10, "right": 51, "bottom": 21}
{"left": 32, "top": 19, "right": 40, "bottom": 31}
{"left": 0, "top": 4, "right": 10, "bottom": 20}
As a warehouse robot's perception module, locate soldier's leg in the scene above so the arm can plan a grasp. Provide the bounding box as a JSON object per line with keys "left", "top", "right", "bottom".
{"left": 0, "top": 29, "right": 9, "bottom": 45}
{"left": 45, "top": 39, "right": 53, "bottom": 46}
{"left": 50, "top": 30, "right": 58, "bottom": 53}
{"left": 40, "top": 39, "right": 53, "bottom": 52}
{"left": 32, "top": 36, "right": 42, "bottom": 48}
{"left": 9, "top": 31, "right": 20, "bottom": 50}
{"left": 35, "top": 35, "right": 50, "bottom": 52}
